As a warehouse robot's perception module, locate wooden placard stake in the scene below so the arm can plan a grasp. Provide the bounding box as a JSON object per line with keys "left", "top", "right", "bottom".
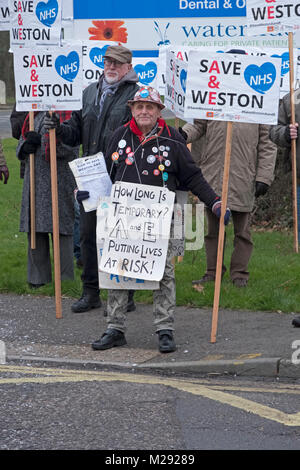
{"left": 49, "top": 125, "right": 62, "bottom": 318}
{"left": 288, "top": 32, "right": 298, "bottom": 253}
{"left": 210, "top": 121, "right": 233, "bottom": 343}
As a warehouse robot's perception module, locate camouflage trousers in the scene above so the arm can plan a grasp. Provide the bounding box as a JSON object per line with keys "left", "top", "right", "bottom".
{"left": 106, "top": 248, "right": 176, "bottom": 333}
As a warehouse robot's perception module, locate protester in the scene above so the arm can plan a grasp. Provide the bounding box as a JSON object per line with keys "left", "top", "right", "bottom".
{"left": 10, "top": 104, "right": 27, "bottom": 178}
{"left": 16, "top": 111, "right": 78, "bottom": 288}
{"left": 78, "top": 85, "right": 230, "bottom": 353}
{"left": 180, "top": 118, "right": 277, "bottom": 288}
{"left": 269, "top": 88, "right": 300, "bottom": 327}
{"left": 44, "top": 45, "right": 139, "bottom": 314}
{"left": 0, "top": 139, "right": 9, "bottom": 184}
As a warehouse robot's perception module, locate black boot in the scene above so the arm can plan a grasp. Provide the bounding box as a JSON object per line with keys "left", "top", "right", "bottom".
{"left": 158, "top": 330, "right": 176, "bottom": 353}
{"left": 92, "top": 329, "right": 127, "bottom": 350}
{"left": 71, "top": 293, "right": 102, "bottom": 313}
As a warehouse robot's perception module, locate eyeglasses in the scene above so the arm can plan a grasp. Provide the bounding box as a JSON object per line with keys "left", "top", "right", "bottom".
{"left": 104, "top": 58, "right": 125, "bottom": 68}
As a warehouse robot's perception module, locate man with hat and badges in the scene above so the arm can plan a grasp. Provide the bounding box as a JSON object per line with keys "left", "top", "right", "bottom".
{"left": 44, "top": 45, "right": 139, "bottom": 314}
{"left": 84, "top": 85, "right": 230, "bottom": 353}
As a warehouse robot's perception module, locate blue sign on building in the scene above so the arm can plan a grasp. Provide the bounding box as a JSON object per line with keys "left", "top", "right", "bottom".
{"left": 73, "top": 0, "right": 246, "bottom": 20}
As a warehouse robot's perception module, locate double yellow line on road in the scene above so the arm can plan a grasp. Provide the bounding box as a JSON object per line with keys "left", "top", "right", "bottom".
{"left": 1, "top": 364, "right": 300, "bottom": 427}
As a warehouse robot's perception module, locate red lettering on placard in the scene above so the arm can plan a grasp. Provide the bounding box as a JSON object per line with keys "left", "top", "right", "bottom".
{"left": 208, "top": 92, "right": 216, "bottom": 105}
{"left": 30, "top": 56, "right": 38, "bottom": 67}
{"left": 209, "top": 60, "right": 220, "bottom": 74}
{"left": 267, "top": 6, "right": 274, "bottom": 18}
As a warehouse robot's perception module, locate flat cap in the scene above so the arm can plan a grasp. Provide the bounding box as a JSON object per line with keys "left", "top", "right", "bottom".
{"left": 104, "top": 45, "right": 132, "bottom": 63}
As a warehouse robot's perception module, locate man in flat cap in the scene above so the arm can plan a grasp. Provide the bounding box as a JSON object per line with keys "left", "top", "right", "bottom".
{"left": 45, "top": 45, "right": 139, "bottom": 314}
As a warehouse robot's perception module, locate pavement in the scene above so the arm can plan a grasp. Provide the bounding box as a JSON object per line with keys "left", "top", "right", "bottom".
{"left": 0, "top": 292, "right": 299, "bottom": 380}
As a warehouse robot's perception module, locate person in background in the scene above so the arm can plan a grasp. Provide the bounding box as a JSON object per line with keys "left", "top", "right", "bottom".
{"left": 44, "top": 45, "right": 138, "bottom": 314}
{"left": 0, "top": 138, "right": 9, "bottom": 184}
{"left": 269, "top": 88, "right": 300, "bottom": 327}
{"left": 16, "top": 111, "right": 78, "bottom": 288}
{"left": 10, "top": 104, "right": 27, "bottom": 179}
{"left": 181, "top": 118, "right": 277, "bottom": 288}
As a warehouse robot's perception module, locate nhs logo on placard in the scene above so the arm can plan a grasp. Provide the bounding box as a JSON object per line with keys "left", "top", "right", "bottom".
{"left": 89, "top": 46, "right": 109, "bottom": 69}
{"left": 134, "top": 61, "right": 157, "bottom": 86}
{"left": 36, "top": 0, "right": 59, "bottom": 28}
{"left": 244, "top": 62, "right": 277, "bottom": 95}
{"left": 55, "top": 52, "right": 80, "bottom": 82}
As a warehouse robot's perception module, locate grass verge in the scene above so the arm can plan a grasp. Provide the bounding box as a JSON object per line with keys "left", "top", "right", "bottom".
{"left": 1, "top": 138, "right": 299, "bottom": 313}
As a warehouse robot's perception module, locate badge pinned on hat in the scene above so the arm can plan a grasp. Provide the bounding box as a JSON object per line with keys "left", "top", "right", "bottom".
{"left": 128, "top": 86, "right": 165, "bottom": 110}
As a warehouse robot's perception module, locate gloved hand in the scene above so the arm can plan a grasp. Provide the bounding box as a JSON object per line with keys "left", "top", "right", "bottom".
{"left": 255, "top": 181, "right": 269, "bottom": 198}
{"left": 0, "top": 165, "right": 9, "bottom": 184}
{"left": 75, "top": 189, "right": 90, "bottom": 204}
{"left": 178, "top": 127, "right": 188, "bottom": 141}
{"left": 21, "top": 131, "right": 41, "bottom": 156}
{"left": 212, "top": 200, "right": 231, "bottom": 225}
{"left": 44, "top": 112, "right": 62, "bottom": 134}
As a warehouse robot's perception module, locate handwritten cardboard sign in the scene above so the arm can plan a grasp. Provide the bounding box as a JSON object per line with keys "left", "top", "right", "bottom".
{"left": 99, "top": 182, "right": 175, "bottom": 282}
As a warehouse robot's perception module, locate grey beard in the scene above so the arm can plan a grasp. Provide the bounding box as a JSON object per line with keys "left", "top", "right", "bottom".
{"left": 104, "top": 74, "right": 119, "bottom": 84}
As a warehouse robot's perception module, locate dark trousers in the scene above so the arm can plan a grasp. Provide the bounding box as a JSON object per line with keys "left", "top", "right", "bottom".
{"left": 204, "top": 209, "right": 253, "bottom": 281}
{"left": 27, "top": 232, "right": 74, "bottom": 285}
{"left": 80, "top": 206, "right": 99, "bottom": 295}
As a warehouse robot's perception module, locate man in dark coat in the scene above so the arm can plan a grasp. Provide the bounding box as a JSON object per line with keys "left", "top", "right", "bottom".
{"left": 79, "top": 86, "right": 230, "bottom": 353}
{"left": 44, "top": 45, "right": 140, "bottom": 313}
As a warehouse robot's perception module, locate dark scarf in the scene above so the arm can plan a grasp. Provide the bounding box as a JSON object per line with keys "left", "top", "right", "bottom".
{"left": 22, "top": 111, "right": 72, "bottom": 160}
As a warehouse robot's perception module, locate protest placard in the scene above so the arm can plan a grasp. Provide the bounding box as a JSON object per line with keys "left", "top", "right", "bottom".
{"left": 246, "top": 0, "right": 299, "bottom": 36}
{"left": 13, "top": 45, "right": 82, "bottom": 111}
{"left": 0, "top": 0, "right": 9, "bottom": 30}
{"left": 69, "top": 152, "right": 112, "bottom": 212}
{"left": 132, "top": 55, "right": 158, "bottom": 89}
{"left": 164, "top": 50, "right": 187, "bottom": 119}
{"left": 9, "top": 0, "right": 62, "bottom": 47}
{"left": 96, "top": 200, "right": 159, "bottom": 290}
{"left": 184, "top": 50, "right": 281, "bottom": 125}
{"left": 82, "top": 40, "right": 117, "bottom": 88}
{"left": 100, "top": 182, "right": 175, "bottom": 282}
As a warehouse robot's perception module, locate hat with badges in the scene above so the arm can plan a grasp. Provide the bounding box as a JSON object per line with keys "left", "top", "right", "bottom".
{"left": 128, "top": 86, "right": 165, "bottom": 110}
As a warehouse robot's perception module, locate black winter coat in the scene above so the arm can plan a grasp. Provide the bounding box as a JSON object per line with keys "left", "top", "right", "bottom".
{"left": 105, "top": 118, "right": 218, "bottom": 208}
{"left": 58, "top": 70, "right": 139, "bottom": 156}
